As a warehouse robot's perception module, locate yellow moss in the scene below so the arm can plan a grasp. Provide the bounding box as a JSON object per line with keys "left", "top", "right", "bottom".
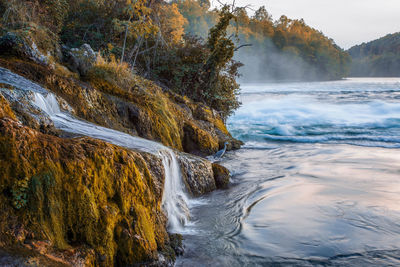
{"left": 0, "top": 57, "right": 234, "bottom": 155}
{"left": 202, "top": 108, "right": 229, "bottom": 135}
{"left": 53, "top": 62, "right": 79, "bottom": 79}
{"left": 0, "top": 94, "right": 17, "bottom": 120}
{"left": 184, "top": 122, "right": 219, "bottom": 154}
{"left": 0, "top": 119, "right": 169, "bottom": 266}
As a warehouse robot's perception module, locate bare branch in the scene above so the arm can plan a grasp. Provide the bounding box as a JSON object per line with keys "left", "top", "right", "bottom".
{"left": 234, "top": 43, "right": 252, "bottom": 51}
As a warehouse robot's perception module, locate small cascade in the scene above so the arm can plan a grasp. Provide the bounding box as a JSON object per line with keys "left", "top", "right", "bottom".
{"left": 160, "top": 150, "right": 190, "bottom": 232}
{"left": 0, "top": 67, "right": 191, "bottom": 233}
{"left": 33, "top": 93, "right": 60, "bottom": 115}
{"left": 32, "top": 92, "right": 191, "bottom": 232}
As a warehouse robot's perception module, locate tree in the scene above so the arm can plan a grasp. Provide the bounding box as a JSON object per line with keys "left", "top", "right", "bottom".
{"left": 154, "top": 2, "right": 187, "bottom": 45}
{"left": 113, "top": 0, "right": 158, "bottom": 64}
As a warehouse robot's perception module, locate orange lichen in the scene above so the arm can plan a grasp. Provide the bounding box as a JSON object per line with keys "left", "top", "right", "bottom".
{"left": 0, "top": 93, "right": 17, "bottom": 120}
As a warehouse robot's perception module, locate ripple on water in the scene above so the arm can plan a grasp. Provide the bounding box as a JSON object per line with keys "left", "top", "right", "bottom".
{"left": 177, "top": 144, "right": 400, "bottom": 266}
{"left": 178, "top": 79, "right": 400, "bottom": 266}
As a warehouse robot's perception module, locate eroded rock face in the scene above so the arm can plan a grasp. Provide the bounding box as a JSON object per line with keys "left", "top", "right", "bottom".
{"left": 0, "top": 58, "right": 236, "bottom": 266}
{"left": 177, "top": 152, "right": 216, "bottom": 196}
{"left": 0, "top": 99, "right": 175, "bottom": 266}
{"left": 0, "top": 87, "right": 60, "bottom": 136}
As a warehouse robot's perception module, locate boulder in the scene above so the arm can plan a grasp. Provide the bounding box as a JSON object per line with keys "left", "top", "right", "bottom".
{"left": 0, "top": 117, "right": 173, "bottom": 267}
{"left": 212, "top": 163, "right": 231, "bottom": 189}
{"left": 0, "top": 32, "right": 49, "bottom": 65}
{"left": 177, "top": 152, "right": 216, "bottom": 196}
{"left": 64, "top": 44, "right": 97, "bottom": 76}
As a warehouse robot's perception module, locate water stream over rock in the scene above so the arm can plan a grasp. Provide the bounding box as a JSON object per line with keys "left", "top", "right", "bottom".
{"left": 0, "top": 67, "right": 191, "bottom": 233}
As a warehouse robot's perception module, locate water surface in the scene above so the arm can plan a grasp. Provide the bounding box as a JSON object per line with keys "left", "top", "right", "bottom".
{"left": 177, "top": 78, "right": 400, "bottom": 266}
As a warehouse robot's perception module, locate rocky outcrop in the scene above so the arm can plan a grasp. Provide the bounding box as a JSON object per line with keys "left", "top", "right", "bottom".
{"left": 0, "top": 99, "right": 177, "bottom": 266}
{"left": 0, "top": 57, "right": 242, "bottom": 156}
{"left": 0, "top": 32, "right": 49, "bottom": 65}
{"left": 63, "top": 44, "right": 98, "bottom": 77}
{"left": 212, "top": 163, "right": 231, "bottom": 189}
{"left": 178, "top": 153, "right": 216, "bottom": 196}
{"left": 0, "top": 88, "right": 60, "bottom": 136}
{"left": 0, "top": 42, "right": 237, "bottom": 266}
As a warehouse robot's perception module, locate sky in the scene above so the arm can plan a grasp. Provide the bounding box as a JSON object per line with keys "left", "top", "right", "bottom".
{"left": 215, "top": 0, "right": 400, "bottom": 49}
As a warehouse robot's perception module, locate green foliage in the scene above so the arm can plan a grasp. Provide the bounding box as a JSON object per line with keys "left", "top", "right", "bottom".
{"left": 42, "top": 0, "right": 69, "bottom": 34}
{"left": 1, "top": 0, "right": 243, "bottom": 117}
{"left": 12, "top": 176, "right": 30, "bottom": 209}
{"left": 60, "top": 0, "right": 116, "bottom": 49}
{"left": 151, "top": 6, "right": 241, "bottom": 118}
{"left": 203, "top": 6, "right": 241, "bottom": 116}
{"left": 348, "top": 32, "right": 400, "bottom": 77}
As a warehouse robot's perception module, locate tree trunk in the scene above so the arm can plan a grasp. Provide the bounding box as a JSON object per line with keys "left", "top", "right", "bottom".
{"left": 120, "top": 24, "right": 129, "bottom": 64}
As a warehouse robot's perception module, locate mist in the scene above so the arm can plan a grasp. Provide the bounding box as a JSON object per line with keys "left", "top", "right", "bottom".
{"left": 235, "top": 39, "right": 323, "bottom": 83}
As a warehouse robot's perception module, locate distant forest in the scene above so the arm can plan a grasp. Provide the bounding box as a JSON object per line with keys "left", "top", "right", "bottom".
{"left": 348, "top": 32, "right": 400, "bottom": 77}
{"left": 178, "top": 2, "right": 351, "bottom": 81}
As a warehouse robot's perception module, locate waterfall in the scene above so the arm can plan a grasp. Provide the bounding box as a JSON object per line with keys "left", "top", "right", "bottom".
{"left": 32, "top": 93, "right": 60, "bottom": 115}
{"left": 160, "top": 150, "right": 190, "bottom": 231}
{"left": 33, "top": 93, "right": 190, "bottom": 233}
{"left": 0, "top": 67, "right": 190, "bottom": 233}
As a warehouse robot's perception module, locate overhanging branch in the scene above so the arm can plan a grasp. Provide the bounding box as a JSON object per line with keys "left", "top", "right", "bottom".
{"left": 234, "top": 44, "right": 253, "bottom": 51}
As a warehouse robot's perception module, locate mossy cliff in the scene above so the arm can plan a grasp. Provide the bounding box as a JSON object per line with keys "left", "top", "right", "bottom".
{"left": 0, "top": 53, "right": 242, "bottom": 156}
{"left": 0, "top": 96, "right": 176, "bottom": 266}
{"left": 0, "top": 33, "right": 236, "bottom": 266}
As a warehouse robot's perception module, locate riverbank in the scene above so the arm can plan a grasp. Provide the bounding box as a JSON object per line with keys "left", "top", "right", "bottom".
{"left": 0, "top": 32, "right": 240, "bottom": 266}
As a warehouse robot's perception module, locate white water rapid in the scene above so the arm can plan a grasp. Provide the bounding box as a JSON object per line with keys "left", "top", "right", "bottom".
{"left": 0, "top": 67, "right": 190, "bottom": 233}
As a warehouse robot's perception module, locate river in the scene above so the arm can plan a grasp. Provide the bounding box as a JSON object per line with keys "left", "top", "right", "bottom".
{"left": 176, "top": 78, "right": 400, "bottom": 266}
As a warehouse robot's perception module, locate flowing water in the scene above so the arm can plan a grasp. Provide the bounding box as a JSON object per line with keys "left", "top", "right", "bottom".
{"left": 176, "top": 78, "right": 400, "bottom": 266}
{"left": 0, "top": 67, "right": 190, "bottom": 233}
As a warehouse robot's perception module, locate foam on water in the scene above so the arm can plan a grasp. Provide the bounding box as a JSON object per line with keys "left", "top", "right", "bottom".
{"left": 175, "top": 79, "right": 400, "bottom": 266}
{"left": 229, "top": 80, "right": 400, "bottom": 148}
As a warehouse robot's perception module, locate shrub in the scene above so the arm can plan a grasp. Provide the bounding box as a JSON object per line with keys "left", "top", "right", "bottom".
{"left": 150, "top": 6, "right": 242, "bottom": 119}
{"left": 87, "top": 54, "right": 135, "bottom": 92}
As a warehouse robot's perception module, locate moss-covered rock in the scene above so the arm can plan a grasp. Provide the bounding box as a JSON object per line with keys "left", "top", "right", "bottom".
{"left": 0, "top": 93, "right": 16, "bottom": 119}
{"left": 0, "top": 115, "right": 174, "bottom": 266}
{"left": 212, "top": 163, "right": 231, "bottom": 189}
{"left": 64, "top": 44, "right": 98, "bottom": 76}
{"left": 0, "top": 58, "right": 241, "bottom": 155}
{"left": 178, "top": 153, "right": 216, "bottom": 196}
{"left": 0, "top": 32, "right": 50, "bottom": 65}
{"left": 183, "top": 122, "right": 219, "bottom": 156}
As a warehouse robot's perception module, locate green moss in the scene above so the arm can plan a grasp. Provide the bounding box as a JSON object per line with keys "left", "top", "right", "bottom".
{"left": 11, "top": 176, "right": 30, "bottom": 209}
